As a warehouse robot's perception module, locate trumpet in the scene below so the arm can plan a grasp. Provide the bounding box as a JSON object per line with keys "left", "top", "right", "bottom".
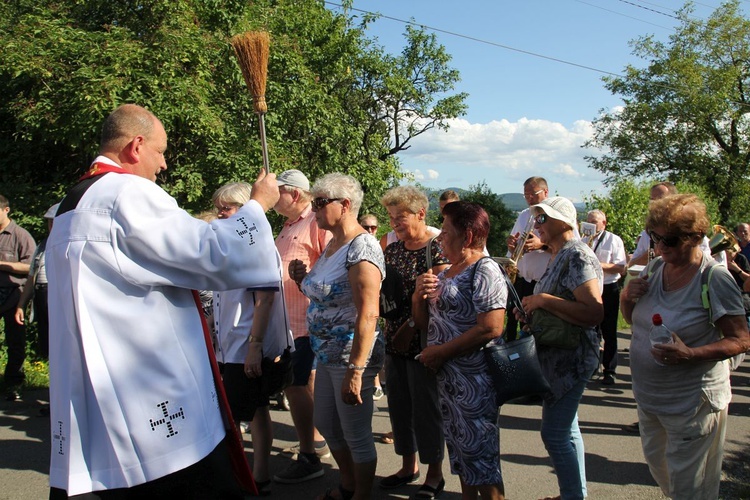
{"left": 709, "top": 225, "right": 739, "bottom": 256}
{"left": 501, "top": 216, "right": 536, "bottom": 283}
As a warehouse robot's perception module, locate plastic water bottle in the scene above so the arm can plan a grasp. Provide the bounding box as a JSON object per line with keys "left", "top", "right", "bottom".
{"left": 650, "top": 314, "right": 674, "bottom": 365}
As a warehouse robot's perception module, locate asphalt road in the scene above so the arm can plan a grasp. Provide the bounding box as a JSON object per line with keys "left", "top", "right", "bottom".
{"left": 2, "top": 332, "right": 749, "bottom": 499}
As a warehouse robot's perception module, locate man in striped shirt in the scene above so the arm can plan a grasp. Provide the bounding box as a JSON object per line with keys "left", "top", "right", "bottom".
{"left": 272, "top": 170, "right": 333, "bottom": 484}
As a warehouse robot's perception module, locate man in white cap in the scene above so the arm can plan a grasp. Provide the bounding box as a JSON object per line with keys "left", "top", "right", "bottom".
{"left": 15, "top": 202, "right": 60, "bottom": 361}
{"left": 272, "top": 169, "right": 332, "bottom": 484}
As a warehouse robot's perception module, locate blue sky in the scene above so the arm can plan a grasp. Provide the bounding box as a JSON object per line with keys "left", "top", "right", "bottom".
{"left": 326, "top": 0, "right": 734, "bottom": 201}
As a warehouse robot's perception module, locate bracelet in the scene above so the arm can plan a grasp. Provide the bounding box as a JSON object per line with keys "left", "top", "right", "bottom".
{"left": 347, "top": 363, "right": 366, "bottom": 371}
{"left": 248, "top": 336, "right": 264, "bottom": 343}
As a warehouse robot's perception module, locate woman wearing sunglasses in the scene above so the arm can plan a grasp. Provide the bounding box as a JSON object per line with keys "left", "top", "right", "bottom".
{"left": 289, "top": 173, "right": 385, "bottom": 500}
{"left": 621, "top": 194, "right": 749, "bottom": 500}
{"left": 522, "top": 197, "right": 604, "bottom": 500}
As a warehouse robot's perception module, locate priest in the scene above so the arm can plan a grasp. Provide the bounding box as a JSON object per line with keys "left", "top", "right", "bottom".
{"left": 46, "top": 104, "right": 281, "bottom": 499}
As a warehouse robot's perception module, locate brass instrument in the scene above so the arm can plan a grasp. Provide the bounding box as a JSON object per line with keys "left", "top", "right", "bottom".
{"left": 709, "top": 225, "right": 740, "bottom": 256}
{"left": 499, "top": 215, "right": 536, "bottom": 283}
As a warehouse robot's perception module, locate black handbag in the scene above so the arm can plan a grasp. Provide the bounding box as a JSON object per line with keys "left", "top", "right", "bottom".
{"left": 472, "top": 258, "right": 550, "bottom": 406}
{"left": 483, "top": 335, "right": 550, "bottom": 406}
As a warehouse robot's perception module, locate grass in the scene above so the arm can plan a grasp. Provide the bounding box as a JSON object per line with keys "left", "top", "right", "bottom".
{"left": 0, "top": 320, "right": 50, "bottom": 391}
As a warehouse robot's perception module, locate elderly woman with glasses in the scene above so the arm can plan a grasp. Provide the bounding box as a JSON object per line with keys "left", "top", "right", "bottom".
{"left": 621, "top": 194, "right": 750, "bottom": 500}
{"left": 520, "top": 197, "right": 603, "bottom": 500}
{"left": 289, "top": 173, "right": 385, "bottom": 500}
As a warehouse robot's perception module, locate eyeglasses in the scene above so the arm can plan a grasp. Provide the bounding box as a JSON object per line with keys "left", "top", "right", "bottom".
{"left": 215, "top": 204, "right": 239, "bottom": 214}
{"left": 649, "top": 231, "right": 691, "bottom": 247}
{"left": 312, "top": 197, "right": 342, "bottom": 210}
{"left": 533, "top": 213, "right": 548, "bottom": 225}
{"left": 524, "top": 189, "right": 545, "bottom": 199}
{"left": 361, "top": 225, "right": 378, "bottom": 231}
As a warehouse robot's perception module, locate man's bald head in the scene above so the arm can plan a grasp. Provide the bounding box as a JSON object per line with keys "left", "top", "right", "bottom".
{"left": 100, "top": 104, "right": 159, "bottom": 153}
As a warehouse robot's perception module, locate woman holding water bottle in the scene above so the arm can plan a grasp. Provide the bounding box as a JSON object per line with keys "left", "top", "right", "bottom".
{"left": 621, "top": 193, "right": 750, "bottom": 500}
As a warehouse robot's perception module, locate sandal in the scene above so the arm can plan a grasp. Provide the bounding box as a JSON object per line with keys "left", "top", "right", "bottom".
{"left": 316, "top": 485, "right": 355, "bottom": 500}
{"left": 379, "top": 431, "right": 394, "bottom": 444}
{"left": 413, "top": 478, "right": 445, "bottom": 499}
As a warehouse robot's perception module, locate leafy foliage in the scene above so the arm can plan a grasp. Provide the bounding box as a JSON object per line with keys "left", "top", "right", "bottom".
{"left": 0, "top": 0, "right": 466, "bottom": 239}
{"left": 460, "top": 181, "right": 515, "bottom": 256}
{"left": 585, "top": 1, "right": 750, "bottom": 224}
{"left": 584, "top": 178, "right": 723, "bottom": 253}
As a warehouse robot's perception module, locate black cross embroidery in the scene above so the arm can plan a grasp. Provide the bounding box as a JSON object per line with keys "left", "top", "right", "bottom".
{"left": 149, "top": 401, "right": 185, "bottom": 438}
{"left": 53, "top": 421, "right": 66, "bottom": 455}
{"left": 235, "top": 217, "right": 259, "bottom": 245}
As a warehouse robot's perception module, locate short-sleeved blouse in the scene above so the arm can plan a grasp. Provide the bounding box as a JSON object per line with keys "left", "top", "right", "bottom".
{"left": 384, "top": 238, "right": 448, "bottom": 357}
{"left": 302, "top": 233, "right": 386, "bottom": 367}
{"left": 534, "top": 239, "right": 603, "bottom": 404}
{"left": 427, "top": 258, "right": 508, "bottom": 352}
{"left": 630, "top": 255, "right": 744, "bottom": 414}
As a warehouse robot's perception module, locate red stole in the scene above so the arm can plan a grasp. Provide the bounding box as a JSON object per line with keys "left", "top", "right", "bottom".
{"left": 79, "top": 162, "right": 130, "bottom": 181}
{"left": 192, "top": 291, "right": 258, "bottom": 495}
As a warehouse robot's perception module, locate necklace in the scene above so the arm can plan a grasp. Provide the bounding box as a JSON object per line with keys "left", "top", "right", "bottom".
{"left": 664, "top": 261, "right": 697, "bottom": 289}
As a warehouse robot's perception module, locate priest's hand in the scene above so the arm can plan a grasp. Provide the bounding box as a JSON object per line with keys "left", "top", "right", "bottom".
{"left": 250, "top": 169, "right": 280, "bottom": 212}
{"left": 244, "top": 342, "right": 263, "bottom": 378}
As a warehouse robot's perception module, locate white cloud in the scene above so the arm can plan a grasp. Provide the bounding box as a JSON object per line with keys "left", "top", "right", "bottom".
{"left": 398, "top": 116, "right": 609, "bottom": 199}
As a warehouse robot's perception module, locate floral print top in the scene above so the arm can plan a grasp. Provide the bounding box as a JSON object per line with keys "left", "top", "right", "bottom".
{"left": 534, "top": 238, "right": 603, "bottom": 404}
{"left": 302, "top": 234, "right": 385, "bottom": 368}
{"left": 384, "top": 238, "right": 448, "bottom": 358}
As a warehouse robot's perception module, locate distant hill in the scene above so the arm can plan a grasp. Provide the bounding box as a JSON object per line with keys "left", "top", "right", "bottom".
{"left": 425, "top": 188, "right": 586, "bottom": 214}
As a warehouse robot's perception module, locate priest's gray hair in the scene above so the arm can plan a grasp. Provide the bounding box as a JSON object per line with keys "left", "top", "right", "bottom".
{"left": 312, "top": 173, "right": 363, "bottom": 217}
{"left": 212, "top": 182, "right": 253, "bottom": 207}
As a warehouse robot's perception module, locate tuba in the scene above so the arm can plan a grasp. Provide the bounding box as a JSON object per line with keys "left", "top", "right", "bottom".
{"left": 709, "top": 225, "right": 740, "bottom": 256}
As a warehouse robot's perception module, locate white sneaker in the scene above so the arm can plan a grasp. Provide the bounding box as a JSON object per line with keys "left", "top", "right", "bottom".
{"left": 373, "top": 386, "right": 384, "bottom": 401}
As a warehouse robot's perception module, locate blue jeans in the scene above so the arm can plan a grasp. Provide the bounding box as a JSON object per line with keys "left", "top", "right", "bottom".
{"left": 541, "top": 378, "right": 588, "bottom": 500}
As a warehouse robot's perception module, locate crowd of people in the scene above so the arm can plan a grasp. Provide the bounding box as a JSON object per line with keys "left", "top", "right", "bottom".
{"left": 2, "top": 104, "right": 750, "bottom": 500}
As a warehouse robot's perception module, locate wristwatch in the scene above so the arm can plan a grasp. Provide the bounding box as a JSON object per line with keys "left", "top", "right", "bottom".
{"left": 407, "top": 318, "right": 416, "bottom": 328}
{"left": 347, "top": 363, "right": 366, "bottom": 371}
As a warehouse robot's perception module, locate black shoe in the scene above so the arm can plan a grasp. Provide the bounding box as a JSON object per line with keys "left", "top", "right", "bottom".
{"left": 602, "top": 373, "right": 615, "bottom": 385}
{"left": 624, "top": 422, "right": 640, "bottom": 433}
{"left": 5, "top": 389, "right": 21, "bottom": 401}
{"left": 380, "top": 472, "right": 420, "bottom": 489}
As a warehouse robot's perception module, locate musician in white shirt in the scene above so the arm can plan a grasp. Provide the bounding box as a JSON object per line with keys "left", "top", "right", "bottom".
{"left": 585, "top": 210, "right": 627, "bottom": 385}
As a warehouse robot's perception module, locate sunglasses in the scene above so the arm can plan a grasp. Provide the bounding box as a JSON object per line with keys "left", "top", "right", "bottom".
{"left": 312, "top": 197, "right": 342, "bottom": 210}
{"left": 524, "top": 189, "right": 545, "bottom": 199}
{"left": 361, "top": 225, "right": 378, "bottom": 231}
{"left": 649, "top": 231, "right": 693, "bottom": 247}
{"left": 215, "top": 204, "right": 239, "bottom": 214}
{"left": 533, "top": 213, "right": 548, "bottom": 225}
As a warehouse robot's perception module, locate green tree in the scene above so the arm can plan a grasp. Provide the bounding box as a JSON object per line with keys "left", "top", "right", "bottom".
{"left": 0, "top": 0, "right": 466, "bottom": 238}
{"left": 584, "top": 178, "right": 723, "bottom": 253}
{"left": 585, "top": 0, "right": 750, "bottom": 224}
{"left": 461, "top": 181, "right": 515, "bottom": 256}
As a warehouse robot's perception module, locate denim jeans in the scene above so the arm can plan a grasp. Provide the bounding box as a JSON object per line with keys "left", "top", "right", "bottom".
{"left": 541, "top": 378, "right": 588, "bottom": 500}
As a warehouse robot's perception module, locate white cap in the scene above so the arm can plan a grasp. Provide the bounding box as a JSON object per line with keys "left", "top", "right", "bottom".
{"left": 276, "top": 169, "right": 310, "bottom": 191}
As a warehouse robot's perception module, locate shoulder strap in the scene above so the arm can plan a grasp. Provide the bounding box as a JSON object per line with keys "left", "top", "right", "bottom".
{"left": 592, "top": 231, "right": 606, "bottom": 253}
{"left": 700, "top": 259, "right": 719, "bottom": 326}
{"left": 425, "top": 235, "right": 437, "bottom": 271}
{"left": 645, "top": 256, "right": 664, "bottom": 278}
